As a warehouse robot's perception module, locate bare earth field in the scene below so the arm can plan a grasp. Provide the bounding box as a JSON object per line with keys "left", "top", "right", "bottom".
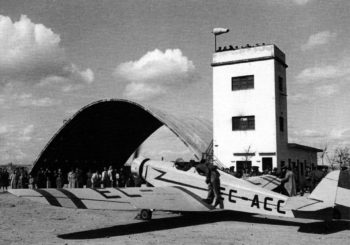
{"left": 1, "top": 192, "right": 349, "bottom": 245}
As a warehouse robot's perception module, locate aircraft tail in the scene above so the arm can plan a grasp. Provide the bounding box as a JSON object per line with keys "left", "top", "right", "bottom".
{"left": 308, "top": 170, "right": 339, "bottom": 205}
{"left": 308, "top": 169, "right": 350, "bottom": 220}
{"left": 283, "top": 171, "right": 339, "bottom": 220}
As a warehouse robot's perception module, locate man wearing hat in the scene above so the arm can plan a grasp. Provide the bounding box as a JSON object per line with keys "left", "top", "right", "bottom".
{"left": 280, "top": 165, "right": 297, "bottom": 196}
{"left": 206, "top": 164, "right": 224, "bottom": 208}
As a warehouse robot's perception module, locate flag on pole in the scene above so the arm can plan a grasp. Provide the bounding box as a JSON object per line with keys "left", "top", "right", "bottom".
{"left": 212, "top": 28, "right": 229, "bottom": 36}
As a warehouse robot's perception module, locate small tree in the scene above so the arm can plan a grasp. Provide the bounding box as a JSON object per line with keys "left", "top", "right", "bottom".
{"left": 241, "top": 145, "right": 255, "bottom": 171}
{"left": 332, "top": 147, "right": 350, "bottom": 169}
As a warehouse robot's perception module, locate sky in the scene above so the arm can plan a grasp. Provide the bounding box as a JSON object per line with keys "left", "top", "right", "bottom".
{"left": 0, "top": 0, "right": 349, "bottom": 165}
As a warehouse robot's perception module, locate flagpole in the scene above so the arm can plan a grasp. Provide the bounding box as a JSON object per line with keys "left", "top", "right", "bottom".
{"left": 214, "top": 34, "right": 217, "bottom": 52}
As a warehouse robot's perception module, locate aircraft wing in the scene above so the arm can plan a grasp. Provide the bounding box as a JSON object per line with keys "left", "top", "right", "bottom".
{"left": 8, "top": 186, "right": 214, "bottom": 212}
{"left": 245, "top": 175, "right": 281, "bottom": 191}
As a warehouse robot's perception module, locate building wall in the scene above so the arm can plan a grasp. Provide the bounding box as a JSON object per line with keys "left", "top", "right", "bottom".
{"left": 213, "top": 45, "right": 287, "bottom": 170}
{"left": 287, "top": 147, "right": 319, "bottom": 183}
{"left": 287, "top": 148, "right": 318, "bottom": 168}
{"left": 212, "top": 44, "right": 319, "bottom": 173}
{"left": 274, "top": 58, "right": 289, "bottom": 169}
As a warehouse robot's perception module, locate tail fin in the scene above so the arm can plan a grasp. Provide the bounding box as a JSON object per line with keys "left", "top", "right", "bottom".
{"left": 308, "top": 170, "right": 340, "bottom": 205}
{"left": 286, "top": 171, "right": 339, "bottom": 220}
{"left": 286, "top": 170, "right": 350, "bottom": 220}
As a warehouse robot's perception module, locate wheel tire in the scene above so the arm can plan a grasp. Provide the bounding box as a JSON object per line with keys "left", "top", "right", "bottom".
{"left": 140, "top": 209, "right": 152, "bottom": 220}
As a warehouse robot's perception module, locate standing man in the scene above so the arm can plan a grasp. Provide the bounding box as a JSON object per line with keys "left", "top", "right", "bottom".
{"left": 44, "top": 168, "right": 52, "bottom": 188}
{"left": 0, "top": 168, "right": 3, "bottom": 191}
{"left": 195, "top": 160, "right": 213, "bottom": 204}
{"left": 10, "top": 169, "right": 18, "bottom": 189}
{"left": 101, "top": 167, "right": 108, "bottom": 188}
{"left": 76, "top": 168, "right": 83, "bottom": 188}
{"left": 86, "top": 169, "right": 93, "bottom": 188}
{"left": 107, "top": 166, "right": 114, "bottom": 187}
{"left": 67, "top": 168, "right": 76, "bottom": 188}
{"left": 91, "top": 170, "right": 100, "bottom": 188}
{"left": 55, "top": 169, "right": 63, "bottom": 188}
{"left": 207, "top": 164, "right": 224, "bottom": 208}
{"left": 115, "top": 170, "right": 120, "bottom": 187}
{"left": 280, "top": 166, "right": 297, "bottom": 196}
{"left": 3, "top": 169, "right": 9, "bottom": 191}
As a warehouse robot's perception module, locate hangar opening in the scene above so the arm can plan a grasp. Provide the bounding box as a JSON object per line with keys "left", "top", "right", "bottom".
{"left": 30, "top": 99, "right": 212, "bottom": 175}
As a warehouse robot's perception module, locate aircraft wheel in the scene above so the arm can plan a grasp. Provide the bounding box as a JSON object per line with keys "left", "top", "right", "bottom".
{"left": 140, "top": 209, "right": 152, "bottom": 220}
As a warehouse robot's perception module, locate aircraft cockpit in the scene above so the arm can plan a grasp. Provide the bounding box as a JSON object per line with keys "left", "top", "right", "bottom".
{"left": 174, "top": 159, "right": 208, "bottom": 176}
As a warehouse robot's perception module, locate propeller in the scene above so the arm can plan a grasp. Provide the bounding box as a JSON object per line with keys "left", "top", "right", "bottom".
{"left": 133, "top": 146, "right": 140, "bottom": 160}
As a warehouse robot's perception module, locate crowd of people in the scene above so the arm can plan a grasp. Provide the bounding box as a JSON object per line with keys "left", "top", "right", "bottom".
{"left": 0, "top": 166, "right": 143, "bottom": 191}
{"left": 0, "top": 167, "right": 31, "bottom": 191}
{"left": 221, "top": 164, "right": 330, "bottom": 196}
{"left": 0, "top": 168, "right": 10, "bottom": 191}
{"left": 221, "top": 166, "right": 276, "bottom": 179}
{"left": 0, "top": 161, "right": 333, "bottom": 199}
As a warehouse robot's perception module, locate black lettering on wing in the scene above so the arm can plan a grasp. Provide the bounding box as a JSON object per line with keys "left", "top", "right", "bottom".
{"left": 92, "top": 189, "right": 121, "bottom": 199}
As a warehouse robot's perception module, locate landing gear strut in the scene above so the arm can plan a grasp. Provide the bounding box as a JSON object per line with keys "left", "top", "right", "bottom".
{"left": 136, "top": 209, "right": 152, "bottom": 220}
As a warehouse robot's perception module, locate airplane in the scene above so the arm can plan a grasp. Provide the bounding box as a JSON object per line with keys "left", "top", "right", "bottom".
{"left": 8, "top": 156, "right": 350, "bottom": 222}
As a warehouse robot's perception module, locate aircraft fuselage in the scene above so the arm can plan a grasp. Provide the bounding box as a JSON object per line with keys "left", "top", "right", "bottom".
{"left": 132, "top": 158, "right": 294, "bottom": 218}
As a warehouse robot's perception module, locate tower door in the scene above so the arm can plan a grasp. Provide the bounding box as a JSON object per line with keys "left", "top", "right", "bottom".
{"left": 262, "top": 157, "right": 273, "bottom": 171}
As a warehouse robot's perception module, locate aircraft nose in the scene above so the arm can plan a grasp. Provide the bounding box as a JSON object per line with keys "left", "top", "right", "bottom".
{"left": 131, "top": 157, "right": 150, "bottom": 180}
{"left": 130, "top": 156, "right": 145, "bottom": 176}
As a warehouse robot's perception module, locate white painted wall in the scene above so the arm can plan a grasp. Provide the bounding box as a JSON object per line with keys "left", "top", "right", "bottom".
{"left": 213, "top": 45, "right": 287, "bottom": 170}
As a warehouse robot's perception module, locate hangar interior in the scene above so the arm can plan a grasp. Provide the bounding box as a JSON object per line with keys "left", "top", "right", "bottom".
{"left": 31, "top": 99, "right": 212, "bottom": 174}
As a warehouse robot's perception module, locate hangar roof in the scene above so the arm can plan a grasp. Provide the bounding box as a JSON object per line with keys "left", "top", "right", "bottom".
{"left": 31, "top": 99, "right": 212, "bottom": 173}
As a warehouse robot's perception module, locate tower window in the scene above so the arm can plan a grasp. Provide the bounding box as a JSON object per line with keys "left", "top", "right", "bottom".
{"left": 232, "top": 116, "right": 255, "bottom": 131}
{"left": 232, "top": 75, "right": 254, "bottom": 91}
{"left": 279, "top": 116, "right": 284, "bottom": 132}
{"left": 278, "top": 76, "right": 283, "bottom": 92}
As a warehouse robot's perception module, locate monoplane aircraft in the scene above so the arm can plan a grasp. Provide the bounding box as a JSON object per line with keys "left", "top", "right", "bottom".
{"left": 8, "top": 157, "right": 350, "bottom": 221}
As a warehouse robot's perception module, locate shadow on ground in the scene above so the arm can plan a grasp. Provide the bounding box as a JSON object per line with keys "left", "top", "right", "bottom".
{"left": 298, "top": 220, "right": 350, "bottom": 234}
{"left": 57, "top": 211, "right": 350, "bottom": 240}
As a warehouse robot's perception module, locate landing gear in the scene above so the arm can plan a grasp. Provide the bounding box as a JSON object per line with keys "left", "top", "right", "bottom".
{"left": 136, "top": 209, "right": 152, "bottom": 220}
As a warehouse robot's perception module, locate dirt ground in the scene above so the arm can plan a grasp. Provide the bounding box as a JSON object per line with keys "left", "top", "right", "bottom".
{"left": 0, "top": 191, "right": 349, "bottom": 245}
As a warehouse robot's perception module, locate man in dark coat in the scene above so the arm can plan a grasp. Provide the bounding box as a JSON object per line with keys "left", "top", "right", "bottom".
{"left": 206, "top": 164, "right": 224, "bottom": 208}
{"left": 280, "top": 166, "right": 297, "bottom": 196}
